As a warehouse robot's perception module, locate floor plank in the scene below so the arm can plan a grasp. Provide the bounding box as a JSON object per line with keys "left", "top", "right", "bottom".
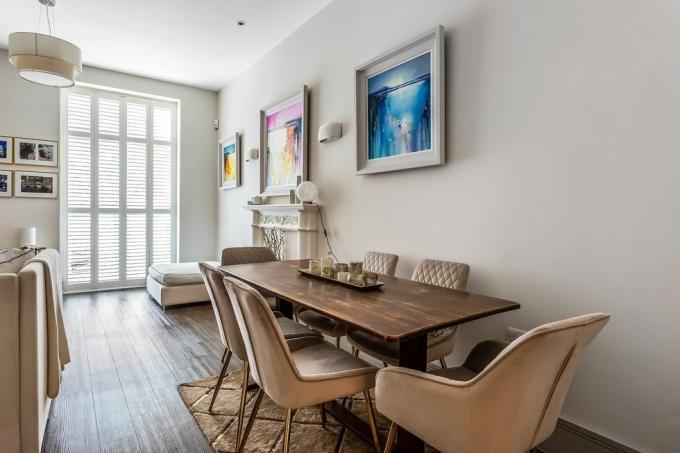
{"left": 91, "top": 370, "right": 137, "bottom": 445}
{"left": 43, "top": 288, "right": 220, "bottom": 453}
{"left": 100, "top": 436, "right": 141, "bottom": 453}
{"left": 42, "top": 390, "right": 100, "bottom": 453}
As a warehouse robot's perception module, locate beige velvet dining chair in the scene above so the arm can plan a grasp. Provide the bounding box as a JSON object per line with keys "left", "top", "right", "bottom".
{"left": 298, "top": 251, "right": 399, "bottom": 348}
{"left": 198, "top": 262, "right": 320, "bottom": 447}
{"left": 221, "top": 246, "right": 279, "bottom": 310}
{"left": 375, "top": 313, "right": 610, "bottom": 453}
{"left": 224, "top": 276, "right": 382, "bottom": 453}
{"left": 347, "top": 258, "right": 470, "bottom": 367}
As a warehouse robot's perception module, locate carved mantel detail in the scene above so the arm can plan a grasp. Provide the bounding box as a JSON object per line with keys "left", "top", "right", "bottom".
{"left": 245, "top": 203, "right": 319, "bottom": 260}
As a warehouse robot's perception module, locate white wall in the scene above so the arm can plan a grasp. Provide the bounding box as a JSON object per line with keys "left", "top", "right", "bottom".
{"left": 0, "top": 49, "right": 219, "bottom": 262}
{"left": 217, "top": 1, "right": 680, "bottom": 452}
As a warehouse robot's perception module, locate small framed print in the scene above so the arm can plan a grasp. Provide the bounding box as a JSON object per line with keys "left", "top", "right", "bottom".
{"left": 15, "top": 171, "right": 58, "bottom": 198}
{"left": 219, "top": 133, "right": 240, "bottom": 190}
{"left": 0, "top": 136, "right": 12, "bottom": 163}
{"left": 14, "top": 138, "right": 58, "bottom": 167}
{"left": 0, "top": 170, "right": 12, "bottom": 197}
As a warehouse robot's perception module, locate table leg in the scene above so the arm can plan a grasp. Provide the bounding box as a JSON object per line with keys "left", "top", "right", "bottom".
{"left": 277, "top": 297, "right": 294, "bottom": 319}
{"left": 396, "top": 334, "right": 427, "bottom": 453}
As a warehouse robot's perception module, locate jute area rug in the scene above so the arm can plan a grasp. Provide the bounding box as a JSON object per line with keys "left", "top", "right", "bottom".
{"left": 178, "top": 368, "right": 400, "bottom": 453}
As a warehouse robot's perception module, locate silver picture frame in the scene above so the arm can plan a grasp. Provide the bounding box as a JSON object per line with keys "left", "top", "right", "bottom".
{"left": 355, "top": 25, "right": 445, "bottom": 175}
{"left": 259, "top": 86, "right": 309, "bottom": 196}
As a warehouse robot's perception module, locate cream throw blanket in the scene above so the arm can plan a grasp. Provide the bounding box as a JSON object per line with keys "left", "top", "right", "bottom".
{"left": 26, "top": 249, "right": 70, "bottom": 398}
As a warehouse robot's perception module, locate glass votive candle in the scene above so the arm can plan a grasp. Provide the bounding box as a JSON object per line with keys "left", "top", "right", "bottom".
{"left": 337, "top": 271, "right": 350, "bottom": 282}
{"left": 353, "top": 273, "right": 365, "bottom": 286}
{"left": 363, "top": 271, "right": 379, "bottom": 285}
{"left": 349, "top": 261, "right": 363, "bottom": 277}
{"left": 321, "top": 257, "right": 334, "bottom": 277}
{"left": 309, "top": 259, "right": 321, "bottom": 274}
{"left": 334, "top": 262, "right": 349, "bottom": 274}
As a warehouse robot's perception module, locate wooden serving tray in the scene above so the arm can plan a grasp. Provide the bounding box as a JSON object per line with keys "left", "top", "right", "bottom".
{"left": 297, "top": 269, "right": 385, "bottom": 291}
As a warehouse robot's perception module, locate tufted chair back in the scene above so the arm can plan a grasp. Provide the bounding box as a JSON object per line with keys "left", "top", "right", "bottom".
{"left": 363, "top": 251, "right": 399, "bottom": 277}
{"left": 198, "top": 262, "right": 247, "bottom": 361}
{"left": 412, "top": 259, "right": 470, "bottom": 290}
{"left": 221, "top": 246, "right": 277, "bottom": 266}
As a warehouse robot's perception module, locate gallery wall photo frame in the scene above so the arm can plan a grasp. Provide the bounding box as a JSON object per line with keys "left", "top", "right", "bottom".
{"left": 259, "top": 86, "right": 309, "bottom": 196}
{"left": 355, "top": 25, "right": 445, "bottom": 175}
{"left": 14, "top": 170, "right": 58, "bottom": 199}
{"left": 0, "top": 170, "right": 12, "bottom": 197}
{"left": 219, "top": 132, "right": 241, "bottom": 190}
{"left": 14, "top": 137, "right": 59, "bottom": 167}
{"left": 0, "top": 136, "right": 13, "bottom": 163}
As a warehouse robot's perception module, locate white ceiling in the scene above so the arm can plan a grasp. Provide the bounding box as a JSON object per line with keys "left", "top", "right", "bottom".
{"left": 0, "top": 0, "right": 333, "bottom": 91}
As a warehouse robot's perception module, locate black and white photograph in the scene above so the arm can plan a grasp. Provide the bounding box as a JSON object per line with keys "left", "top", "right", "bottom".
{"left": 0, "top": 136, "right": 12, "bottom": 163}
{"left": 14, "top": 170, "right": 57, "bottom": 198}
{"left": 0, "top": 170, "right": 11, "bottom": 197}
{"left": 14, "top": 138, "right": 58, "bottom": 167}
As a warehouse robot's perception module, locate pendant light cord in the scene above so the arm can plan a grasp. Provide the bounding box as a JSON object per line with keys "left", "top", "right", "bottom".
{"left": 46, "top": 5, "right": 52, "bottom": 35}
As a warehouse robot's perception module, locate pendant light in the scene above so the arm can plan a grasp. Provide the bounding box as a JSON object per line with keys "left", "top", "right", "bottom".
{"left": 8, "top": 0, "right": 82, "bottom": 88}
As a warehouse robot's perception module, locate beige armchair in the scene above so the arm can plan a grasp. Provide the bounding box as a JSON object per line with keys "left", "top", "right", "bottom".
{"left": 375, "top": 313, "right": 609, "bottom": 453}
{"left": 198, "top": 262, "right": 319, "bottom": 447}
{"left": 348, "top": 258, "right": 470, "bottom": 367}
{"left": 224, "top": 276, "right": 382, "bottom": 453}
{"left": 298, "top": 251, "right": 399, "bottom": 348}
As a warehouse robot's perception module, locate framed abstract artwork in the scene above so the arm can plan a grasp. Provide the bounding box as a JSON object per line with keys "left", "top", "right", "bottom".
{"left": 14, "top": 171, "right": 58, "bottom": 198}
{"left": 0, "top": 136, "right": 12, "bottom": 163}
{"left": 14, "top": 137, "right": 58, "bottom": 167}
{"left": 259, "top": 86, "right": 308, "bottom": 196}
{"left": 0, "top": 170, "right": 12, "bottom": 197}
{"left": 219, "top": 133, "right": 240, "bottom": 190}
{"left": 355, "top": 25, "right": 445, "bottom": 175}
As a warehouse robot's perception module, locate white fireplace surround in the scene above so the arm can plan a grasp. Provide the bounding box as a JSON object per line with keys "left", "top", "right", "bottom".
{"left": 246, "top": 203, "right": 319, "bottom": 260}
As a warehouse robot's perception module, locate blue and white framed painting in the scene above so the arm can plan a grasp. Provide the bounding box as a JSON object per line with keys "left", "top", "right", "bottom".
{"left": 356, "top": 26, "right": 445, "bottom": 175}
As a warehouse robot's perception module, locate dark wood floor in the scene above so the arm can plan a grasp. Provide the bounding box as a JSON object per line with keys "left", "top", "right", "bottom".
{"left": 43, "top": 288, "right": 236, "bottom": 453}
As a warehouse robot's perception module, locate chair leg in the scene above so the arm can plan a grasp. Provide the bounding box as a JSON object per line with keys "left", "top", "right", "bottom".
{"left": 384, "top": 422, "right": 397, "bottom": 453}
{"left": 235, "top": 361, "right": 250, "bottom": 448}
{"left": 283, "top": 408, "right": 294, "bottom": 453}
{"left": 221, "top": 347, "right": 228, "bottom": 363}
{"left": 320, "top": 402, "right": 327, "bottom": 428}
{"left": 209, "top": 349, "right": 232, "bottom": 411}
{"left": 336, "top": 337, "right": 341, "bottom": 348}
{"left": 238, "top": 388, "right": 264, "bottom": 453}
{"left": 439, "top": 357, "right": 447, "bottom": 368}
{"left": 363, "top": 390, "right": 382, "bottom": 452}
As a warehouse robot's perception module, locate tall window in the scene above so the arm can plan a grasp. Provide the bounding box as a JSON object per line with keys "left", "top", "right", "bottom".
{"left": 60, "top": 85, "right": 178, "bottom": 292}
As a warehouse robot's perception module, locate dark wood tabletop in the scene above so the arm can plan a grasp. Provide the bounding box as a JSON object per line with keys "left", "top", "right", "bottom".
{"left": 219, "top": 259, "right": 520, "bottom": 341}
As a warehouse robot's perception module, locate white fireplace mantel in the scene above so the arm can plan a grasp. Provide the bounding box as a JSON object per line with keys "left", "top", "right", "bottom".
{"left": 245, "top": 203, "right": 319, "bottom": 259}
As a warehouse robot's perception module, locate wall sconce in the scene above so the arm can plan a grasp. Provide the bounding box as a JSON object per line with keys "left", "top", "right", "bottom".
{"left": 246, "top": 148, "right": 259, "bottom": 162}
{"left": 318, "top": 122, "right": 342, "bottom": 143}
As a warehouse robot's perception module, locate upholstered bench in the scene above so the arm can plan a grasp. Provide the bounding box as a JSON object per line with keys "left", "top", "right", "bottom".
{"left": 146, "top": 261, "right": 218, "bottom": 308}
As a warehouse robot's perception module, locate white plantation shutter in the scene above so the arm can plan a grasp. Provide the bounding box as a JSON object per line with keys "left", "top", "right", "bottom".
{"left": 61, "top": 86, "right": 178, "bottom": 292}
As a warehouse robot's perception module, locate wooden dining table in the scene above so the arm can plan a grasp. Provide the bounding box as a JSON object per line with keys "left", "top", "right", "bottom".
{"left": 220, "top": 259, "right": 520, "bottom": 453}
